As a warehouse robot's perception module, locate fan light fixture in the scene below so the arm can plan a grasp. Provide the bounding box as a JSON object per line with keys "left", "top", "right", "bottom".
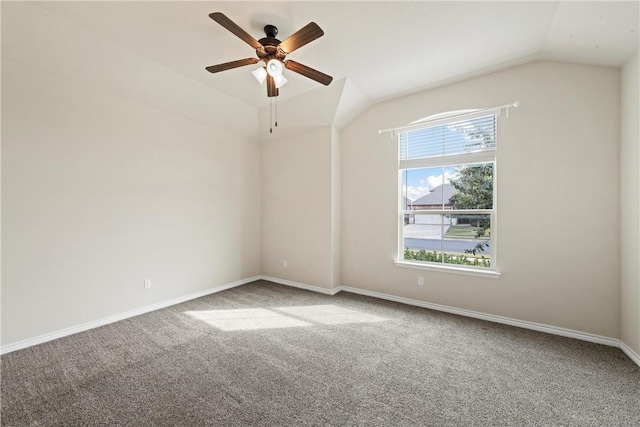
{"left": 252, "top": 61, "right": 287, "bottom": 88}
{"left": 266, "top": 59, "right": 288, "bottom": 88}
{"left": 273, "top": 74, "right": 288, "bottom": 88}
{"left": 266, "top": 59, "right": 283, "bottom": 77}
{"left": 252, "top": 67, "right": 267, "bottom": 85}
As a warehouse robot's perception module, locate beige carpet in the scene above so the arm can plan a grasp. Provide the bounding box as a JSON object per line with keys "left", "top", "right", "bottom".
{"left": 2, "top": 280, "right": 639, "bottom": 426}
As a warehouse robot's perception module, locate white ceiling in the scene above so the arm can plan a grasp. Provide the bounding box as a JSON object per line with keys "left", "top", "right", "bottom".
{"left": 4, "top": 1, "right": 639, "bottom": 139}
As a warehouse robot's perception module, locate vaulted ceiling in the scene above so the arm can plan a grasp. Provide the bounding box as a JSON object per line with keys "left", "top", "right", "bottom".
{"left": 3, "top": 1, "right": 638, "bottom": 140}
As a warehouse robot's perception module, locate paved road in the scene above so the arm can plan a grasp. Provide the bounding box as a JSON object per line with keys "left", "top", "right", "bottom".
{"left": 404, "top": 238, "right": 491, "bottom": 255}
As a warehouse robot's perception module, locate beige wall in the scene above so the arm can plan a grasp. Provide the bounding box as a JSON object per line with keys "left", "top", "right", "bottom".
{"left": 341, "top": 61, "right": 621, "bottom": 338}
{"left": 1, "top": 49, "right": 632, "bottom": 350}
{"left": 621, "top": 49, "right": 640, "bottom": 355}
{"left": 261, "top": 126, "right": 340, "bottom": 289}
{"left": 1, "top": 61, "right": 261, "bottom": 346}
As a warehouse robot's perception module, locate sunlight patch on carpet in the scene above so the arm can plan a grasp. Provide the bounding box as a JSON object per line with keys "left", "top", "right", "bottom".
{"left": 185, "top": 305, "right": 386, "bottom": 331}
{"left": 274, "top": 305, "right": 387, "bottom": 325}
{"left": 185, "top": 308, "right": 311, "bottom": 331}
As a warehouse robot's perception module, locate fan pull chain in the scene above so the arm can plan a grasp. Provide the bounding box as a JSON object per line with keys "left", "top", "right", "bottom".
{"left": 269, "top": 97, "right": 279, "bottom": 134}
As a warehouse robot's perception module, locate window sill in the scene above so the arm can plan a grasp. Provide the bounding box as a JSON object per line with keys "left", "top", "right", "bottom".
{"left": 394, "top": 260, "right": 501, "bottom": 279}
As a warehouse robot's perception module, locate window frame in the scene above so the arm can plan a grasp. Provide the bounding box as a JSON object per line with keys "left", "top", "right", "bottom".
{"left": 395, "top": 112, "right": 500, "bottom": 277}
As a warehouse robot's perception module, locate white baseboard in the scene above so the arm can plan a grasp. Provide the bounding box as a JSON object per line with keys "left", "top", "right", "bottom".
{"left": 261, "top": 277, "right": 638, "bottom": 366}
{"left": 0, "top": 276, "right": 261, "bottom": 355}
{"left": 338, "top": 286, "right": 620, "bottom": 347}
{"left": 620, "top": 341, "right": 640, "bottom": 367}
{"left": 260, "top": 275, "right": 341, "bottom": 295}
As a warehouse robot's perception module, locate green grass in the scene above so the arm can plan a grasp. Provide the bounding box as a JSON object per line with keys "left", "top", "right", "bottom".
{"left": 444, "top": 225, "right": 490, "bottom": 239}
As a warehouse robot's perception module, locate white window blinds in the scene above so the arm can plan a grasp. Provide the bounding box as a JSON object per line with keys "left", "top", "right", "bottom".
{"left": 399, "top": 114, "right": 497, "bottom": 169}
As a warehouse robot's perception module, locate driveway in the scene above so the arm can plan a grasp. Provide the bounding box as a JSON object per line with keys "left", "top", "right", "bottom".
{"left": 403, "top": 224, "right": 449, "bottom": 239}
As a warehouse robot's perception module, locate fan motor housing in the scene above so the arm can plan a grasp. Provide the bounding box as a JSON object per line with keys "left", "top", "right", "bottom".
{"left": 256, "top": 24, "right": 286, "bottom": 60}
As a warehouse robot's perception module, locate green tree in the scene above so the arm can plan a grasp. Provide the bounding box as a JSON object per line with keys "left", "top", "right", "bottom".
{"left": 449, "top": 164, "right": 493, "bottom": 209}
{"left": 449, "top": 163, "right": 493, "bottom": 255}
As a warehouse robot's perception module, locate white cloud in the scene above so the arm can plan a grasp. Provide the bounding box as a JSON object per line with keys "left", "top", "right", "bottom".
{"left": 404, "top": 185, "right": 430, "bottom": 201}
{"left": 427, "top": 171, "right": 455, "bottom": 189}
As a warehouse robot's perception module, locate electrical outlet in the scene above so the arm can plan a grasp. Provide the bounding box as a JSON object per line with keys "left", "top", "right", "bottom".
{"left": 283, "top": 260, "right": 288, "bottom": 268}
{"left": 417, "top": 276, "right": 424, "bottom": 286}
{"left": 144, "top": 279, "right": 151, "bottom": 289}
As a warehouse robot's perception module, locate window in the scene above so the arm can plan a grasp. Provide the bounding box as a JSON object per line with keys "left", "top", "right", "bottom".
{"left": 398, "top": 111, "right": 497, "bottom": 273}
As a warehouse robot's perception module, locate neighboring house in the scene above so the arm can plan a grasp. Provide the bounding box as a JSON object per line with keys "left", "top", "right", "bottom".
{"left": 411, "top": 184, "right": 456, "bottom": 210}
{"left": 405, "top": 184, "right": 457, "bottom": 225}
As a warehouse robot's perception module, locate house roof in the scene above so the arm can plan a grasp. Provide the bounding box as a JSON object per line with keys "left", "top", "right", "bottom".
{"left": 412, "top": 184, "right": 457, "bottom": 207}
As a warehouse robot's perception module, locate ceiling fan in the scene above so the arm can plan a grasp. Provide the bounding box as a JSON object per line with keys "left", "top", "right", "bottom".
{"left": 206, "top": 12, "right": 333, "bottom": 98}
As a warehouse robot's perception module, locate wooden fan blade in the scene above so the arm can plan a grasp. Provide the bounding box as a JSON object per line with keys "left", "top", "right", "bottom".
{"left": 266, "top": 74, "right": 279, "bottom": 97}
{"left": 278, "top": 22, "right": 324, "bottom": 54}
{"left": 206, "top": 58, "right": 260, "bottom": 73}
{"left": 284, "top": 60, "right": 333, "bottom": 86}
{"left": 209, "top": 12, "right": 262, "bottom": 49}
